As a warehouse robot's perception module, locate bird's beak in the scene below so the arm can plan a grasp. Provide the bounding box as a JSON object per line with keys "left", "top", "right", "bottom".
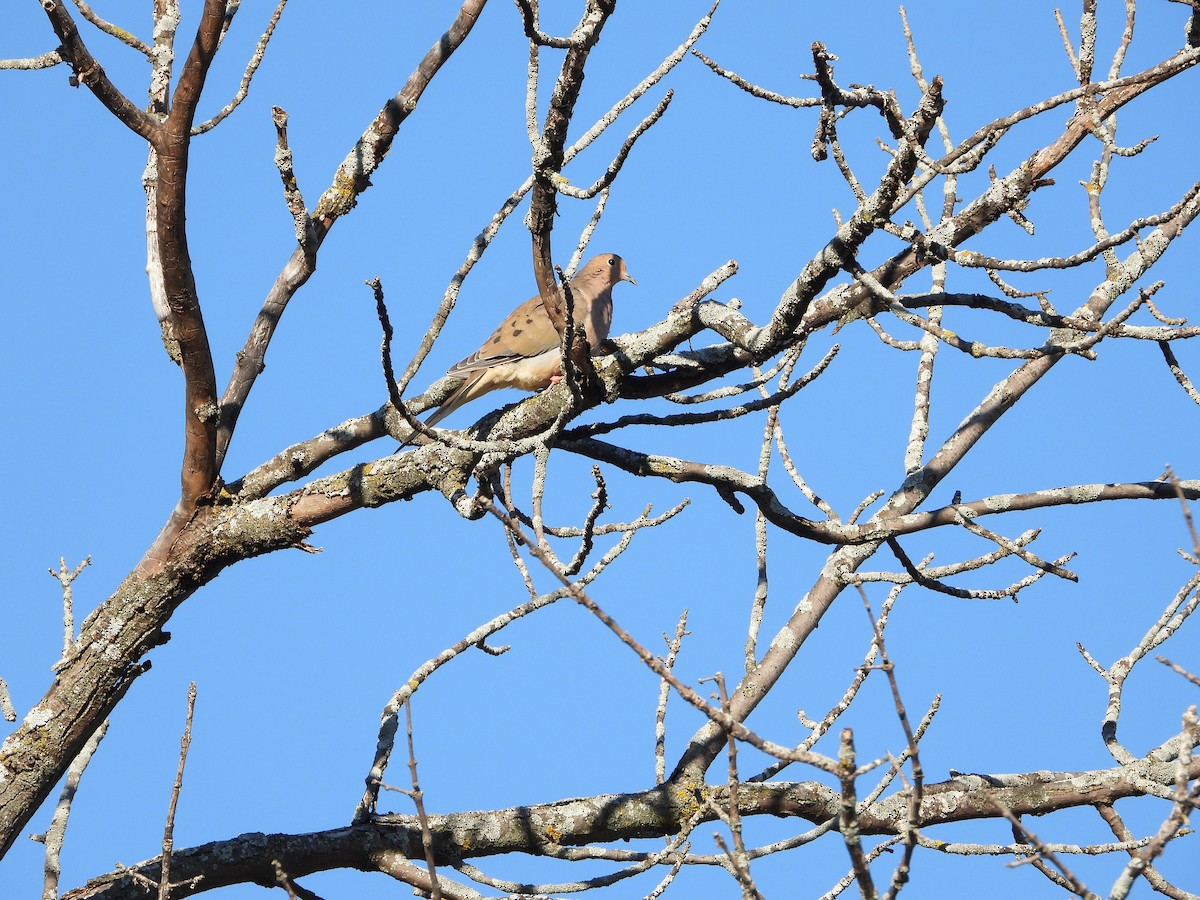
{"left": 623, "top": 272, "right": 637, "bottom": 286}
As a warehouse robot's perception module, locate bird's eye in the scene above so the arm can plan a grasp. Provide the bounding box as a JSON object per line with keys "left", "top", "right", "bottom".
{"left": 607, "top": 257, "right": 616, "bottom": 266}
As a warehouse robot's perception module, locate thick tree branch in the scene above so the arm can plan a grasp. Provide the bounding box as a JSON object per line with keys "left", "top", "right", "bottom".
{"left": 63, "top": 756, "right": 1199, "bottom": 899}
{"left": 136, "top": 1, "right": 231, "bottom": 575}
{"left": 0, "top": 498, "right": 312, "bottom": 858}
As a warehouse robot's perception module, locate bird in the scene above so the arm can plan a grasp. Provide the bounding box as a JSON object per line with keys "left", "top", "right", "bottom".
{"left": 414, "top": 253, "right": 636, "bottom": 436}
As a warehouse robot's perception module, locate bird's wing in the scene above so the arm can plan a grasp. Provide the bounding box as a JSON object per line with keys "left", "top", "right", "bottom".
{"left": 446, "top": 294, "right": 560, "bottom": 377}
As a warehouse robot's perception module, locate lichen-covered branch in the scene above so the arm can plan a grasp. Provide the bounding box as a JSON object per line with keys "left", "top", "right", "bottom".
{"left": 62, "top": 755, "right": 1199, "bottom": 900}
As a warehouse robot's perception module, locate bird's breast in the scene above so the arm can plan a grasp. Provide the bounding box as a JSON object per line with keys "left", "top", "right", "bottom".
{"left": 490, "top": 350, "right": 563, "bottom": 391}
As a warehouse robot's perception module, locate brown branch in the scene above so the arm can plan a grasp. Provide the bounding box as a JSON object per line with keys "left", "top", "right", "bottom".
{"left": 567, "top": 345, "right": 839, "bottom": 438}
{"left": 272, "top": 861, "right": 327, "bottom": 900}
{"left": 168, "top": 0, "right": 230, "bottom": 129}
{"left": 135, "top": 1, "right": 231, "bottom": 574}
{"left": 886, "top": 537, "right": 1022, "bottom": 601}
{"left": 528, "top": 1, "right": 617, "bottom": 394}
{"left": 39, "top": 4, "right": 157, "bottom": 139}
{"left": 513, "top": 0, "right": 574, "bottom": 49}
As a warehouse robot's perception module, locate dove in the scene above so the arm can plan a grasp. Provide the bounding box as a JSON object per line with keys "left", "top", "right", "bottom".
{"left": 419, "top": 253, "right": 636, "bottom": 432}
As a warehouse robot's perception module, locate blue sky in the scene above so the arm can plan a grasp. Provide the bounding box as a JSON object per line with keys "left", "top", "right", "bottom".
{"left": 2, "top": 2, "right": 1199, "bottom": 898}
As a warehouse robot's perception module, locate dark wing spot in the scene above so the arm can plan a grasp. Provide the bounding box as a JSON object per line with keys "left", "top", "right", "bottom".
{"left": 512, "top": 329, "right": 523, "bottom": 337}
{"left": 491, "top": 335, "right": 501, "bottom": 345}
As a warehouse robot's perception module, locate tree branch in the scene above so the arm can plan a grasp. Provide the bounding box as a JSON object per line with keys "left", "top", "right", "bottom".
{"left": 63, "top": 757, "right": 1199, "bottom": 899}
{"left": 39, "top": 4, "right": 158, "bottom": 139}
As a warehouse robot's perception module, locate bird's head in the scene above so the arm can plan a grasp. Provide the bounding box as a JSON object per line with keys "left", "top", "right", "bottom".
{"left": 580, "top": 253, "right": 637, "bottom": 287}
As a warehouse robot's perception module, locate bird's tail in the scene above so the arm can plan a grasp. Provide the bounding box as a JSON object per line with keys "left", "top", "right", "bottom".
{"left": 394, "top": 373, "right": 481, "bottom": 451}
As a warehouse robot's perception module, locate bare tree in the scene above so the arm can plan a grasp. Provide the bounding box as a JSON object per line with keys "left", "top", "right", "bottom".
{"left": 2, "top": 1, "right": 1198, "bottom": 897}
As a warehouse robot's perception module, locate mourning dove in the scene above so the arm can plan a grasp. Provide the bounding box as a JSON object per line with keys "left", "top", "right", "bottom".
{"left": 420, "top": 253, "right": 636, "bottom": 430}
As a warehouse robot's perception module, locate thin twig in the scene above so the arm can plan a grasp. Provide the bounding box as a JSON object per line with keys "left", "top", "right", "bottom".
{"left": 270, "top": 106, "right": 316, "bottom": 259}
{"left": 0, "top": 50, "right": 66, "bottom": 69}
{"left": 995, "top": 801, "right": 1100, "bottom": 899}
{"left": 39, "top": 720, "right": 109, "bottom": 900}
{"left": 159, "top": 683, "right": 198, "bottom": 900}
{"left": 71, "top": 0, "right": 153, "bottom": 56}
{"left": 192, "top": 0, "right": 289, "bottom": 134}
{"left": 48, "top": 556, "right": 91, "bottom": 664}
{"left": 856, "top": 586, "right": 923, "bottom": 900}
{"left": 836, "top": 728, "right": 877, "bottom": 897}
{"left": 656, "top": 611, "right": 690, "bottom": 784}
{"left": 272, "top": 859, "right": 328, "bottom": 899}
{"left": 481, "top": 495, "right": 841, "bottom": 774}
{"left": 404, "top": 700, "right": 441, "bottom": 900}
